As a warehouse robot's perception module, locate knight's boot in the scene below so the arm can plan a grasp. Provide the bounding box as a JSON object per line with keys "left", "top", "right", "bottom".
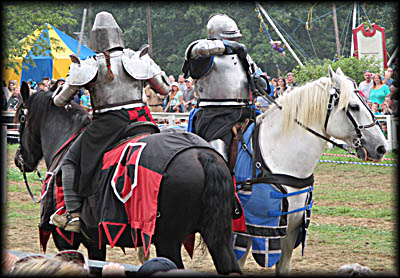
{"left": 51, "top": 163, "right": 82, "bottom": 233}
{"left": 52, "top": 211, "right": 81, "bottom": 233}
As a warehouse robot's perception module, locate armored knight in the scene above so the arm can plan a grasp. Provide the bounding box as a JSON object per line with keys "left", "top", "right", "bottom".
{"left": 51, "top": 11, "right": 170, "bottom": 232}
{"left": 183, "top": 14, "right": 267, "bottom": 162}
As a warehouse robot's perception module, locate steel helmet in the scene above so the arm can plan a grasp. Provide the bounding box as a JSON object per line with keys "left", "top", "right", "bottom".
{"left": 207, "top": 14, "right": 242, "bottom": 40}
{"left": 90, "top": 11, "right": 125, "bottom": 53}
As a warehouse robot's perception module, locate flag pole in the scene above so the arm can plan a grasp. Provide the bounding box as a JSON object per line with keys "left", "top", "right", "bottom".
{"left": 77, "top": 8, "right": 87, "bottom": 57}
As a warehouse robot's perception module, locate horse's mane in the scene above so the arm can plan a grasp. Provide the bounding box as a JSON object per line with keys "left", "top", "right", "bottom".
{"left": 23, "top": 91, "right": 91, "bottom": 142}
{"left": 258, "top": 75, "right": 352, "bottom": 134}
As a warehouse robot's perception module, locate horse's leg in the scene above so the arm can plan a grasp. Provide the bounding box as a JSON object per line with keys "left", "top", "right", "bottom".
{"left": 196, "top": 150, "right": 242, "bottom": 275}
{"left": 238, "top": 240, "right": 251, "bottom": 269}
{"left": 276, "top": 227, "right": 299, "bottom": 275}
{"left": 137, "top": 246, "right": 150, "bottom": 264}
{"left": 82, "top": 237, "right": 107, "bottom": 261}
{"left": 152, "top": 149, "right": 205, "bottom": 269}
{"left": 276, "top": 188, "right": 307, "bottom": 275}
{"left": 154, "top": 240, "right": 184, "bottom": 268}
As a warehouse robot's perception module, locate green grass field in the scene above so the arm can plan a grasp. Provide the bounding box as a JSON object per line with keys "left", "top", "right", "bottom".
{"left": 4, "top": 144, "right": 397, "bottom": 274}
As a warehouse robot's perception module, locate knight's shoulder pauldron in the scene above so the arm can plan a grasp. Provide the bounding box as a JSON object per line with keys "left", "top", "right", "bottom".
{"left": 121, "top": 46, "right": 161, "bottom": 80}
{"left": 67, "top": 56, "right": 99, "bottom": 86}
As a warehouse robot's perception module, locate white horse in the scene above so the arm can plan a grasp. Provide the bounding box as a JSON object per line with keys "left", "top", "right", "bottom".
{"left": 236, "top": 66, "right": 387, "bottom": 275}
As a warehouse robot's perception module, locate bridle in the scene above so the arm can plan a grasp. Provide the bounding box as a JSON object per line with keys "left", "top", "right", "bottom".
{"left": 258, "top": 77, "right": 378, "bottom": 156}
{"left": 16, "top": 104, "right": 43, "bottom": 203}
{"left": 322, "top": 79, "right": 378, "bottom": 152}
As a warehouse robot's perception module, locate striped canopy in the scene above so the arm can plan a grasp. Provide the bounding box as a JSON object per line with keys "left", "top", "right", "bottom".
{"left": 3, "top": 23, "right": 95, "bottom": 86}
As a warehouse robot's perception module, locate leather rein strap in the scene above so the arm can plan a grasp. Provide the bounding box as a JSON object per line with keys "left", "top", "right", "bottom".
{"left": 17, "top": 107, "right": 42, "bottom": 203}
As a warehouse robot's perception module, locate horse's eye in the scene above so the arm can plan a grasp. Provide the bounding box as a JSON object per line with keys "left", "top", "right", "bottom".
{"left": 349, "top": 103, "right": 359, "bottom": 111}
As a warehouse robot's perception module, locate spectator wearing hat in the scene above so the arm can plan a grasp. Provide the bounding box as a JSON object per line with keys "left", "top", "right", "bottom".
{"left": 183, "top": 78, "right": 196, "bottom": 112}
{"left": 359, "top": 70, "right": 374, "bottom": 99}
{"left": 286, "top": 72, "right": 296, "bottom": 92}
{"left": 164, "top": 82, "right": 184, "bottom": 113}
{"left": 136, "top": 257, "right": 177, "bottom": 276}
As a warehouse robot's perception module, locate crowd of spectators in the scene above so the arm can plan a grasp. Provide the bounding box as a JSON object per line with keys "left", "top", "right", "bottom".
{"left": 2, "top": 66, "right": 397, "bottom": 137}
{"left": 1, "top": 77, "right": 93, "bottom": 113}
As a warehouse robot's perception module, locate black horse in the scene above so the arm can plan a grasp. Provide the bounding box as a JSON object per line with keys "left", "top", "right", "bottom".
{"left": 14, "top": 82, "right": 242, "bottom": 275}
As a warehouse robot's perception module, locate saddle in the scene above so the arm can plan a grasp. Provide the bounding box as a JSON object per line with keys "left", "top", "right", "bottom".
{"left": 228, "top": 118, "right": 252, "bottom": 171}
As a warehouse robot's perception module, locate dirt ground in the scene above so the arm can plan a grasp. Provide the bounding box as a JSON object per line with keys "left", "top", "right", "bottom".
{"left": 3, "top": 152, "right": 397, "bottom": 276}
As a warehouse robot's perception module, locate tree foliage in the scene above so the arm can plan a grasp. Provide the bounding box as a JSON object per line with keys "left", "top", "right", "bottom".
{"left": 3, "top": 2, "right": 398, "bottom": 80}
{"left": 2, "top": 3, "right": 78, "bottom": 74}
{"left": 292, "top": 56, "right": 382, "bottom": 85}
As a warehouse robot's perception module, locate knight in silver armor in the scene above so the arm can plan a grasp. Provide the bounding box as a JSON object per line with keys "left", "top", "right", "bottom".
{"left": 51, "top": 11, "right": 170, "bottom": 232}
{"left": 182, "top": 14, "right": 265, "bottom": 163}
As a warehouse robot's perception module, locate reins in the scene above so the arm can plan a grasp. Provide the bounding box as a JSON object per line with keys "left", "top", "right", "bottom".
{"left": 16, "top": 107, "right": 43, "bottom": 203}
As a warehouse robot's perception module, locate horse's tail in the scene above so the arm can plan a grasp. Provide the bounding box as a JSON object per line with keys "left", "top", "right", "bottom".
{"left": 197, "top": 150, "right": 234, "bottom": 247}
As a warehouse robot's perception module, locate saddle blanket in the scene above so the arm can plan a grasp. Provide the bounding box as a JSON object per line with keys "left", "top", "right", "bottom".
{"left": 232, "top": 122, "right": 313, "bottom": 268}
{"left": 98, "top": 132, "right": 213, "bottom": 256}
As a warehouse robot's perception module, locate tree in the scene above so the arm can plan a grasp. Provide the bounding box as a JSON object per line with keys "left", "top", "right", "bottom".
{"left": 292, "top": 56, "right": 381, "bottom": 85}
{"left": 2, "top": 3, "right": 78, "bottom": 74}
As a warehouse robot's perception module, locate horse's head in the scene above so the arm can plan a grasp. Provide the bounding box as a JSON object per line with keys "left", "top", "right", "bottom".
{"left": 325, "top": 66, "right": 387, "bottom": 161}
{"left": 14, "top": 82, "right": 44, "bottom": 172}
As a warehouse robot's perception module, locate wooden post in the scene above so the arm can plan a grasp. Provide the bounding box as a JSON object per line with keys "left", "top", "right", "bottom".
{"left": 146, "top": 3, "right": 153, "bottom": 58}
{"left": 350, "top": 2, "right": 357, "bottom": 57}
{"left": 332, "top": 3, "right": 341, "bottom": 59}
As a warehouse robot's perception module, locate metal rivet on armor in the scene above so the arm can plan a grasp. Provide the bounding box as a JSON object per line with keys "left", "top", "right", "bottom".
{"left": 256, "top": 162, "right": 262, "bottom": 168}
{"left": 235, "top": 209, "right": 240, "bottom": 215}
{"left": 157, "top": 211, "right": 160, "bottom": 218}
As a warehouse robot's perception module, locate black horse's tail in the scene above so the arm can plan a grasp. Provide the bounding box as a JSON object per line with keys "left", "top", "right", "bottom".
{"left": 197, "top": 150, "right": 234, "bottom": 247}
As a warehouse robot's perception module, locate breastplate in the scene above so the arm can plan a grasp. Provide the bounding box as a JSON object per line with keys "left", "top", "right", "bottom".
{"left": 195, "top": 54, "right": 249, "bottom": 104}
{"left": 90, "top": 50, "right": 142, "bottom": 108}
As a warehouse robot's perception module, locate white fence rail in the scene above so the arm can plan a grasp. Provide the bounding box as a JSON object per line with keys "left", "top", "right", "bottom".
{"left": 2, "top": 111, "right": 398, "bottom": 151}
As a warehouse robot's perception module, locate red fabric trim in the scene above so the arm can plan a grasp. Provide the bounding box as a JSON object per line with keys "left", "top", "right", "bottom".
{"left": 54, "top": 128, "right": 85, "bottom": 158}
{"left": 232, "top": 176, "right": 246, "bottom": 232}
{"left": 41, "top": 172, "right": 53, "bottom": 198}
{"left": 39, "top": 227, "right": 52, "bottom": 253}
{"left": 55, "top": 185, "right": 66, "bottom": 212}
{"left": 101, "top": 222, "right": 127, "bottom": 248}
{"left": 141, "top": 232, "right": 152, "bottom": 257}
{"left": 130, "top": 226, "right": 138, "bottom": 249}
{"left": 124, "top": 165, "right": 162, "bottom": 236}
{"left": 98, "top": 224, "right": 102, "bottom": 250}
{"left": 56, "top": 227, "right": 75, "bottom": 246}
{"left": 102, "top": 134, "right": 149, "bottom": 170}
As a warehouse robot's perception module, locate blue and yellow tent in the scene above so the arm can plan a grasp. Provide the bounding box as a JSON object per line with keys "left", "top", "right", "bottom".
{"left": 3, "top": 23, "right": 95, "bottom": 86}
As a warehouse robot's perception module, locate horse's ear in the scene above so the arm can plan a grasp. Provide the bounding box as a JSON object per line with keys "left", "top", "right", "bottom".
{"left": 336, "top": 67, "right": 345, "bottom": 76}
{"left": 138, "top": 44, "right": 149, "bottom": 57}
{"left": 328, "top": 65, "right": 336, "bottom": 80}
{"left": 20, "top": 81, "right": 30, "bottom": 104}
{"left": 70, "top": 54, "right": 81, "bottom": 64}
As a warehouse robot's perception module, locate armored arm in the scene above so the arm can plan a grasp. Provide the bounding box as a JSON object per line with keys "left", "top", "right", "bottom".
{"left": 53, "top": 83, "right": 80, "bottom": 107}
{"left": 148, "top": 70, "right": 170, "bottom": 96}
{"left": 53, "top": 55, "right": 98, "bottom": 107}
{"left": 190, "top": 39, "right": 225, "bottom": 59}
